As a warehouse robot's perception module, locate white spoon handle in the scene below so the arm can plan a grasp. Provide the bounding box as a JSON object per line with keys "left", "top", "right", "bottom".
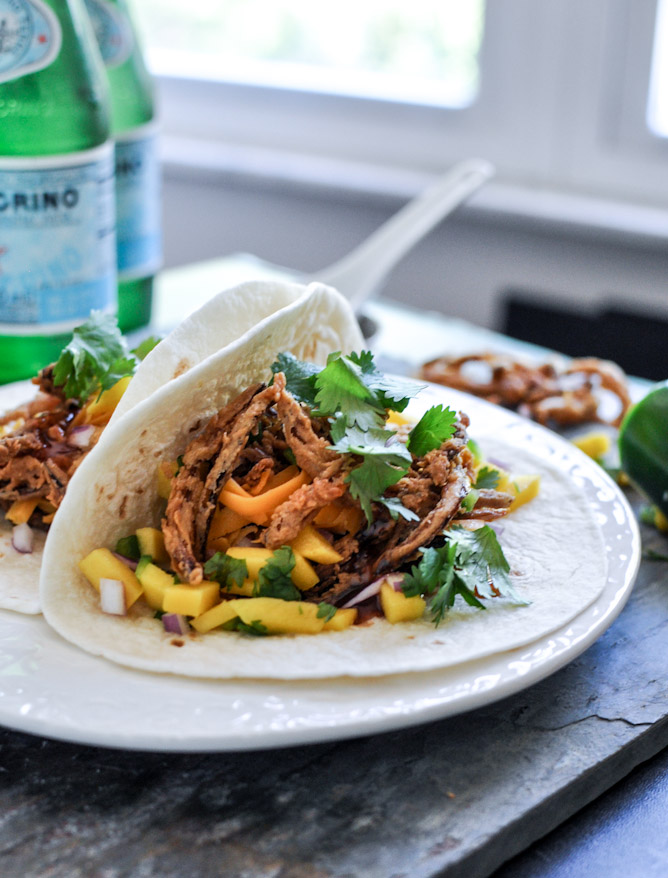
{"left": 312, "top": 158, "right": 494, "bottom": 309}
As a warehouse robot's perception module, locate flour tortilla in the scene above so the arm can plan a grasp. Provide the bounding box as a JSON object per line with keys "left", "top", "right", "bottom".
{"left": 4, "top": 280, "right": 361, "bottom": 614}
{"left": 40, "top": 303, "right": 610, "bottom": 679}
{"left": 112, "top": 280, "right": 352, "bottom": 421}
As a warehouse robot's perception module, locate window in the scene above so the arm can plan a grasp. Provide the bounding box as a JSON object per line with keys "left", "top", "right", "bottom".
{"left": 136, "top": 1, "right": 485, "bottom": 108}
{"left": 135, "top": 0, "right": 668, "bottom": 213}
{"left": 649, "top": 0, "right": 668, "bottom": 137}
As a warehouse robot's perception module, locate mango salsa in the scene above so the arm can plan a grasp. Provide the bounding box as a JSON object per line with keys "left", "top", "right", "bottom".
{"left": 135, "top": 562, "right": 175, "bottom": 611}
{"left": 163, "top": 582, "right": 220, "bottom": 617}
{"left": 289, "top": 524, "right": 343, "bottom": 565}
{"left": 79, "top": 548, "right": 143, "bottom": 609}
{"left": 233, "top": 597, "right": 325, "bottom": 635}
{"left": 380, "top": 581, "right": 426, "bottom": 624}
{"left": 136, "top": 527, "right": 170, "bottom": 565}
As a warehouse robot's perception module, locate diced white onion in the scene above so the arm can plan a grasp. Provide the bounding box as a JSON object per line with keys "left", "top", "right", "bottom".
{"left": 11, "top": 522, "right": 34, "bottom": 554}
{"left": 100, "top": 578, "right": 126, "bottom": 615}
{"left": 342, "top": 573, "right": 404, "bottom": 608}
{"left": 69, "top": 424, "right": 96, "bottom": 448}
{"left": 162, "top": 613, "right": 190, "bottom": 635}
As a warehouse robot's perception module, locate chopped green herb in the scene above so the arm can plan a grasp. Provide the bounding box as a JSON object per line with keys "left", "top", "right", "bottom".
{"left": 131, "top": 335, "right": 161, "bottom": 361}
{"left": 330, "top": 425, "right": 414, "bottom": 523}
{"left": 474, "top": 466, "right": 501, "bottom": 491}
{"left": 135, "top": 555, "right": 152, "bottom": 578}
{"left": 204, "top": 552, "right": 248, "bottom": 590}
{"left": 317, "top": 602, "right": 338, "bottom": 622}
{"left": 256, "top": 546, "right": 302, "bottom": 601}
{"left": 52, "top": 311, "right": 162, "bottom": 404}
{"left": 222, "top": 618, "right": 269, "bottom": 637}
{"left": 407, "top": 404, "right": 458, "bottom": 457}
{"left": 402, "top": 525, "right": 525, "bottom": 625}
{"left": 271, "top": 352, "right": 320, "bottom": 406}
{"left": 114, "top": 534, "right": 140, "bottom": 560}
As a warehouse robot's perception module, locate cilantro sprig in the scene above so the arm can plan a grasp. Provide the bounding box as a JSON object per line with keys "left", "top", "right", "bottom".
{"left": 402, "top": 525, "right": 526, "bottom": 625}
{"left": 272, "top": 351, "right": 460, "bottom": 523}
{"left": 52, "top": 311, "right": 160, "bottom": 404}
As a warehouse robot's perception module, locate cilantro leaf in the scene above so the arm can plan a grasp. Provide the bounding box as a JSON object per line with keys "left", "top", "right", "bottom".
{"left": 401, "top": 526, "right": 524, "bottom": 625}
{"left": 407, "top": 405, "right": 458, "bottom": 457}
{"left": 347, "top": 350, "right": 421, "bottom": 412}
{"left": 474, "top": 466, "right": 501, "bottom": 490}
{"left": 256, "top": 546, "right": 301, "bottom": 601}
{"left": 131, "top": 335, "right": 161, "bottom": 361}
{"left": 317, "top": 602, "right": 338, "bottom": 622}
{"left": 204, "top": 552, "right": 248, "bottom": 590}
{"left": 114, "top": 534, "right": 140, "bottom": 561}
{"left": 223, "top": 618, "right": 269, "bottom": 637}
{"left": 53, "top": 312, "right": 127, "bottom": 402}
{"left": 449, "top": 526, "right": 518, "bottom": 601}
{"left": 315, "top": 354, "right": 385, "bottom": 430}
{"left": 271, "top": 352, "right": 320, "bottom": 406}
{"left": 331, "top": 426, "right": 412, "bottom": 522}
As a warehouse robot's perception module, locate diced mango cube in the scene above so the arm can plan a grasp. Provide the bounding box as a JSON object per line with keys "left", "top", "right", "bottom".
{"left": 191, "top": 599, "right": 242, "bottom": 633}
{"left": 79, "top": 548, "right": 143, "bottom": 609}
{"left": 509, "top": 474, "right": 541, "bottom": 510}
{"left": 234, "top": 597, "right": 325, "bottom": 635}
{"left": 163, "top": 582, "right": 220, "bottom": 617}
{"left": 380, "top": 581, "right": 426, "bottom": 624}
{"left": 225, "top": 546, "right": 318, "bottom": 591}
{"left": 135, "top": 561, "right": 175, "bottom": 610}
{"left": 290, "top": 524, "right": 343, "bottom": 565}
{"left": 573, "top": 431, "right": 611, "bottom": 460}
{"left": 323, "top": 607, "right": 357, "bottom": 631}
{"left": 136, "top": 527, "right": 170, "bottom": 565}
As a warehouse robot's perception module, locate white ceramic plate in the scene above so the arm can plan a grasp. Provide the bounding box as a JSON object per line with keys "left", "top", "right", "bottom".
{"left": 0, "top": 383, "right": 640, "bottom": 751}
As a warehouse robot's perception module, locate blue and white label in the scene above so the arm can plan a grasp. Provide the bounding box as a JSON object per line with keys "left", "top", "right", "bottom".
{"left": 0, "top": 144, "right": 117, "bottom": 333}
{"left": 115, "top": 124, "right": 162, "bottom": 279}
{"left": 84, "top": 0, "right": 132, "bottom": 68}
{"left": 0, "top": 0, "right": 62, "bottom": 84}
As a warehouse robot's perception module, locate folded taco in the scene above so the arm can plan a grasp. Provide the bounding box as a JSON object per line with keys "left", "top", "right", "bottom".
{"left": 2, "top": 280, "right": 353, "bottom": 614}
{"left": 40, "top": 286, "right": 610, "bottom": 680}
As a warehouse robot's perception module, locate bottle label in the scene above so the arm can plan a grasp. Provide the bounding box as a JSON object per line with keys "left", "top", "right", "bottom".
{"left": 0, "top": 0, "right": 62, "bottom": 84}
{"left": 84, "top": 0, "right": 133, "bottom": 68}
{"left": 115, "top": 123, "right": 162, "bottom": 279}
{"left": 0, "top": 144, "right": 117, "bottom": 334}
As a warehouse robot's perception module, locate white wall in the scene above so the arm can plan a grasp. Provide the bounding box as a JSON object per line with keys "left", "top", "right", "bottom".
{"left": 161, "top": 166, "right": 668, "bottom": 335}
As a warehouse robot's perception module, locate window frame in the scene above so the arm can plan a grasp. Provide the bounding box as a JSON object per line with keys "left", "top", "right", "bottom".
{"left": 149, "top": 0, "right": 668, "bottom": 214}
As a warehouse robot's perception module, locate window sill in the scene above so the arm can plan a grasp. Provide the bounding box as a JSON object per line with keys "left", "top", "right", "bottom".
{"left": 161, "top": 134, "right": 668, "bottom": 249}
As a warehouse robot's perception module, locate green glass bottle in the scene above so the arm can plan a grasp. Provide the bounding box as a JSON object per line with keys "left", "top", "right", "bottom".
{"left": 0, "top": 0, "right": 115, "bottom": 384}
{"left": 84, "top": 0, "right": 161, "bottom": 333}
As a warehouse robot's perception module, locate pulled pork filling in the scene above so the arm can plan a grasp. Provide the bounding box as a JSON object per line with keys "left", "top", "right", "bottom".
{"left": 420, "top": 353, "right": 632, "bottom": 428}
{"left": 163, "top": 373, "right": 513, "bottom": 609}
{"left": 0, "top": 366, "right": 99, "bottom": 527}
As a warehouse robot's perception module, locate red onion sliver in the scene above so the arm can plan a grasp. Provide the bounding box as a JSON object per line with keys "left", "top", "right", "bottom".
{"left": 69, "top": 424, "right": 95, "bottom": 448}
{"left": 100, "top": 578, "right": 126, "bottom": 615}
{"left": 11, "top": 523, "right": 34, "bottom": 554}
{"left": 111, "top": 552, "right": 139, "bottom": 571}
{"left": 162, "top": 613, "right": 190, "bottom": 635}
{"left": 342, "top": 573, "right": 404, "bottom": 608}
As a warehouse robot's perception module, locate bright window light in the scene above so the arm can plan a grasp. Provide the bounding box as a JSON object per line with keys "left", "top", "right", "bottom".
{"left": 648, "top": 0, "right": 668, "bottom": 136}
{"left": 134, "top": 0, "right": 485, "bottom": 108}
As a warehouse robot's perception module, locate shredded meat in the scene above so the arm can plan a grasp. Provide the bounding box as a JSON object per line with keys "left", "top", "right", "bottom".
{"left": 420, "top": 352, "right": 631, "bottom": 427}
{"left": 163, "top": 379, "right": 284, "bottom": 584}
{"left": 162, "top": 371, "right": 506, "bottom": 610}
{"left": 0, "top": 368, "right": 99, "bottom": 521}
{"left": 263, "top": 477, "right": 346, "bottom": 548}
